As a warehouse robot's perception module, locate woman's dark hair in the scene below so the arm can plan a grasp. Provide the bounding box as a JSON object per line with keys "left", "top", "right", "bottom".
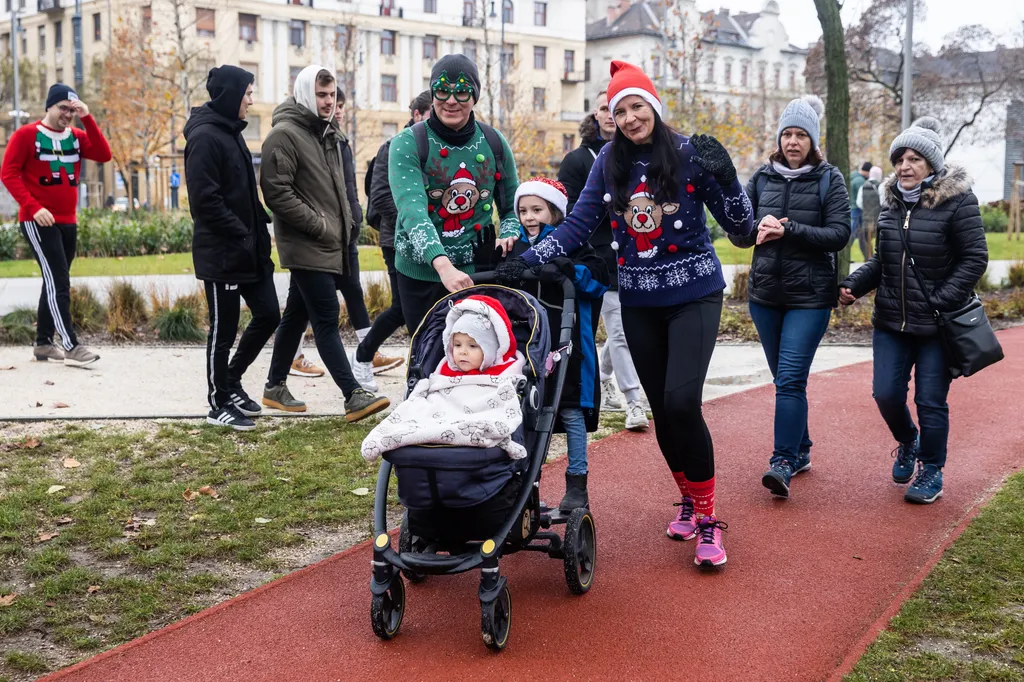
{"left": 769, "top": 146, "right": 824, "bottom": 168}
{"left": 609, "top": 112, "right": 680, "bottom": 214}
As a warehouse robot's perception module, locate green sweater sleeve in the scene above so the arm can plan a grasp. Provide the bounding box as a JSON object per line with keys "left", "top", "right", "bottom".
{"left": 389, "top": 128, "right": 447, "bottom": 266}
{"left": 496, "top": 132, "right": 520, "bottom": 239}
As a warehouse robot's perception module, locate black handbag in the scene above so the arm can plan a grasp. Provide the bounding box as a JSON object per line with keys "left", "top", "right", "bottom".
{"left": 896, "top": 220, "right": 1004, "bottom": 378}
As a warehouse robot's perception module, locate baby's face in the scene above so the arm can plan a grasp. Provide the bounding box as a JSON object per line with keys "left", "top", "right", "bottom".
{"left": 451, "top": 332, "right": 485, "bottom": 372}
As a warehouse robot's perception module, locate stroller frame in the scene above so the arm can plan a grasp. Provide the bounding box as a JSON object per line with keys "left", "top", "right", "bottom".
{"left": 369, "top": 271, "right": 597, "bottom": 650}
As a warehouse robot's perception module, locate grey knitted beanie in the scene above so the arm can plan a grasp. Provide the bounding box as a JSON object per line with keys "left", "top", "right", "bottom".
{"left": 889, "top": 116, "right": 945, "bottom": 173}
{"left": 777, "top": 95, "right": 824, "bottom": 150}
{"left": 430, "top": 54, "right": 481, "bottom": 102}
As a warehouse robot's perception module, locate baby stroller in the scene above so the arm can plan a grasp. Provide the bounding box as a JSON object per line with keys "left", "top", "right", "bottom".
{"left": 369, "top": 270, "right": 597, "bottom": 650}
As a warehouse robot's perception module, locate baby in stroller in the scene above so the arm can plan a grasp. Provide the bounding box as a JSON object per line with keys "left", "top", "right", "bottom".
{"left": 360, "top": 295, "right": 527, "bottom": 463}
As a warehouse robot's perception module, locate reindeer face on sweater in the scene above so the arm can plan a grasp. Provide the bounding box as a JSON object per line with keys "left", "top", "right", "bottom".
{"left": 427, "top": 162, "right": 491, "bottom": 237}
{"left": 623, "top": 176, "right": 679, "bottom": 258}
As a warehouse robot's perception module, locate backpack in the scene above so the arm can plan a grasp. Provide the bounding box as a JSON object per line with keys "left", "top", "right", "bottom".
{"left": 411, "top": 120, "right": 507, "bottom": 217}
{"left": 364, "top": 154, "right": 381, "bottom": 229}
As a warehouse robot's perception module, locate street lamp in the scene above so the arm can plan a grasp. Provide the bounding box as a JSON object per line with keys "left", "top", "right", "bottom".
{"left": 901, "top": 0, "right": 914, "bottom": 130}
{"left": 10, "top": 5, "right": 23, "bottom": 129}
{"left": 489, "top": 0, "right": 506, "bottom": 130}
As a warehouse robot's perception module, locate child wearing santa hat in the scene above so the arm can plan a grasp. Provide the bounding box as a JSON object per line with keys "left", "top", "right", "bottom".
{"left": 507, "top": 177, "right": 610, "bottom": 512}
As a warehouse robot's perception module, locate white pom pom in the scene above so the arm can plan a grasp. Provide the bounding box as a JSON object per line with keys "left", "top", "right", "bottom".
{"left": 674, "top": 220, "right": 683, "bottom": 229}
{"left": 911, "top": 116, "right": 943, "bottom": 135}
{"left": 603, "top": 193, "right": 612, "bottom": 203}
{"left": 640, "top": 175, "right": 647, "bottom": 182}
{"left": 611, "top": 241, "right": 619, "bottom": 251}
{"left": 802, "top": 94, "right": 825, "bottom": 119}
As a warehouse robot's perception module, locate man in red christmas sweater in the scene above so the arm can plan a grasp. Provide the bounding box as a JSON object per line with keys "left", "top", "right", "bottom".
{"left": 1, "top": 83, "right": 111, "bottom": 366}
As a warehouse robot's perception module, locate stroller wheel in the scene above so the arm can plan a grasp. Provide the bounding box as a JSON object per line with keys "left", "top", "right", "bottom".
{"left": 398, "top": 512, "right": 426, "bottom": 583}
{"left": 563, "top": 508, "right": 597, "bottom": 595}
{"left": 480, "top": 583, "right": 512, "bottom": 651}
{"left": 370, "top": 574, "right": 405, "bottom": 640}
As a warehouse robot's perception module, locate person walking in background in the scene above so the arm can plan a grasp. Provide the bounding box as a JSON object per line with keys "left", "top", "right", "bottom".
{"left": 1, "top": 83, "right": 111, "bottom": 367}
{"left": 840, "top": 117, "right": 987, "bottom": 504}
{"left": 558, "top": 88, "right": 647, "bottom": 432}
{"left": 849, "top": 161, "right": 871, "bottom": 254}
{"left": 731, "top": 95, "right": 851, "bottom": 498}
{"left": 856, "top": 165, "right": 883, "bottom": 260}
{"left": 184, "top": 65, "right": 280, "bottom": 431}
{"left": 350, "top": 91, "right": 433, "bottom": 376}
{"left": 259, "top": 64, "right": 389, "bottom": 422}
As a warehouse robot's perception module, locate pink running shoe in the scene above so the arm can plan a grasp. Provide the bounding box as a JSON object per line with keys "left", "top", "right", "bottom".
{"left": 666, "top": 497, "right": 698, "bottom": 541}
{"left": 693, "top": 516, "right": 728, "bottom": 568}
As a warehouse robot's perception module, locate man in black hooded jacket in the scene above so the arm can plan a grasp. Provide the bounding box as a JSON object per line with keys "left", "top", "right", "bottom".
{"left": 184, "top": 64, "right": 280, "bottom": 432}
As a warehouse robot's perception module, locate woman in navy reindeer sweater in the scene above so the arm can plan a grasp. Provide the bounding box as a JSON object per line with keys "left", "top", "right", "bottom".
{"left": 497, "top": 61, "right": 754, "bottom": 568}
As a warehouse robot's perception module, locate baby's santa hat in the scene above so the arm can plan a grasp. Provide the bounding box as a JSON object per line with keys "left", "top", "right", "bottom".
{"left": 514, "top": 176, "right": 568, "bottom": 215}
{"left": 443, "top": 295, "right": 517, "bottom": 373}
{"left": 450, "top": 162, "right": 476, "bottom": 187}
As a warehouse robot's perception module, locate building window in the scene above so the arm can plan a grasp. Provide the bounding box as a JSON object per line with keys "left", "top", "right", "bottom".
{"left": 379, "top": 0, "right": 395, "bottom": 14}
{"left": 37, "top": 26, "right": 45, "bottom": 57}
{"left": 381, "top": 30, "right": 395, "bottom": 56}
{"left": 562, "top": 134, "right": 574, "bottom": 153}
{"left": 381, "top": 74, "right": 397, "bottom": 102}
{"left": 55, "top": 66, "right": 63, "bottom": 83}
{"left": 584, "top": 58, "right": 590, "bottom": 81}
{"left": 289, "top": 20, "right": 305, "bottom": 48}
{"left": 142, "top": 5, "right": 152, "bottom": 35}
{"left": 705, "top": 59, "right": 714, "bottom": 84}
{"left": 463, "top": 39, "right": 477, "bottom": 62}
{"left": 740, "top": 61, "right": 749, "bottom": 87}
{"left": 789, "top": 68, "right": 797, "bottom": 91}
{"left": 723, "top": 60, "right": 732, "bottom": 86}
{"left": 239, "top": 13, "right": 257, "bottom": 42}
{"left": 533, "top": 46, "right": 546, "bottom": 70}
{"left": 336, "top": 25, "right": 351, "bottom": 53}
{"left": 242, "top": 62, "right": 259, "bottom": 89}
{"left": 423, "top": 35, "right": 437, "bottom": 60}
{"left": 383, "top": 122, "right": 398, "bottom": 138}
{"left": 92, "top": 13, "right": 101, "bottom": 41}
{"left": 533, "top": 87, "right": 545, "bottom": 112}
{"left": 758, "top": 62, "right": 766, "bottom": 88}
{"left": 651, "top": 55, "right": 661, "bottom": 79}
{"left": 196, "top": 8, "right": 215, "bottom": 38}
{"left": 773, "top": 63, "right": 781, "bottom": 90}
{"left": 242, "top": 115, "right": 261, "bottom": 140}
{"left": 534, "top": 1, "right": 546, "bottom": 26}
{"left": 54, "top": 21, "right": 62, "bottom": 50}
{"left": 289, "top": 66, "right": 302, "bottom": 92}
{"left": 463, "top": 0, "right": 474, "bottom": 21}
{"left": 564, "top": 49, "right": 575, "bottom": 75}
{"left": 501, "top": 45, "right": 514, "bottom": 72}
{"left": 423, "top": 0, "right": 436, "bottom": 13}
{"left": 502, "top": 0, "right": 513, "bottom": 23}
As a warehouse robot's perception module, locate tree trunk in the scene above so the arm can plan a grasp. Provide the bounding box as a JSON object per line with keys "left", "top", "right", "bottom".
{"left": 813, "top": 0, "right": 853, "bottom": 280}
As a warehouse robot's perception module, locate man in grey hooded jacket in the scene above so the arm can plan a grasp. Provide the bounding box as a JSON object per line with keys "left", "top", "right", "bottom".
{"left": 260, "top": 64, "right": 389, "bottom": 423}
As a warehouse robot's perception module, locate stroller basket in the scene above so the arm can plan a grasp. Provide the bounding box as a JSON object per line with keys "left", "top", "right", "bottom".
{"left": 384, "top": 444, "right": 526, "bottom": 510}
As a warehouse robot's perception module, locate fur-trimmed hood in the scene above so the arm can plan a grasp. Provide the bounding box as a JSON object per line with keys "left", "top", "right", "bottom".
{"left": 880, "top": 163, "right": 973, "bottom": 210}
{"left": 578, "top": 114, "right": 602, "bottom": 146}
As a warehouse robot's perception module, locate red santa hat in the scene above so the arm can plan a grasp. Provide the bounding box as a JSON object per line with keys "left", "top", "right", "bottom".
{"left": 449, "top": 162, "right": 476, "bottom": 187}
{"left": 607, "top": 60, "right": 663, "bottom": 117}
{"left": 630, "top": 175, "right": 653, "bottom": 201}
{"left": 442, "top": 295, "right": 517, "bottom": 374}
{"left": 514, "top": 176, "right": 569, "bottom": 216}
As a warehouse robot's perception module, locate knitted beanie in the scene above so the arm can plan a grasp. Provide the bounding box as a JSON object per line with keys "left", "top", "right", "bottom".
{"left": 45, "top": 83, "right": 79, "bottom": 111}
{"left": 430, "top": 54, "right": 481, "bottom": 102}
{"left": 442, "top": 295, "right": 516, "bottom": 372}
{"left": 777, "top": 95, "right": 824, "bottom": 150}
{"left": 889, "top": 116, "right": 945, "bottom": 173}
{"left": 515, "top": 177, "right": 568, "bottom": 216}
{"left": 607, "top": 60, "right": 662, "bottom": 116}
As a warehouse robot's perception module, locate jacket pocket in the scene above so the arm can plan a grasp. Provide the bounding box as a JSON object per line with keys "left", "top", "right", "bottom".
{"left": 222, "top": 235, "right": 256, "bottom": 275}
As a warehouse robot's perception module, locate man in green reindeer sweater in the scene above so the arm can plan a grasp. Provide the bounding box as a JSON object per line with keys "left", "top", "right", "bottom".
{"left": 389, "top": 53, "right": 521, "bottom": 333}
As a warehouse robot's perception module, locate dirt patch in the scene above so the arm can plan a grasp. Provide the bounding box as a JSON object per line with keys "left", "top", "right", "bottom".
{"left": 1, "top": 633, "right": 81, "bottom": 682}
{"left": 911, "top": 635, "right": 1020, "bottom": 670}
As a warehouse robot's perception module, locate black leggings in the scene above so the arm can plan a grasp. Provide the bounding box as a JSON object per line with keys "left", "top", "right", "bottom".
{"left": 621, "top": 291, "right": 723, "bottom": 482}
{"left": 355, "top": 246, "right": 404, "bottom": 362}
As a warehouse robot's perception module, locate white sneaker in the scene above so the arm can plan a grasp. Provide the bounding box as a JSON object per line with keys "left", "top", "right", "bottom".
{"left": 601, "top": 379, "right": 623, "bottom": 410}
{"left": 348, "top": 351, "right": 378, "bottom": 392}
{"left": 625, "top": 401, "right": 649, "bottom": 432}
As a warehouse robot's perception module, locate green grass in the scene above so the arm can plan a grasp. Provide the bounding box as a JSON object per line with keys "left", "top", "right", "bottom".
{"left": 0, "top": 247, "right": 386, "bottom": 278}
{"left": 0, "top": 417, "right": 390, "bottom": 668}
{"left": 846, "top": 470, "right": 1024, "bottom": 681}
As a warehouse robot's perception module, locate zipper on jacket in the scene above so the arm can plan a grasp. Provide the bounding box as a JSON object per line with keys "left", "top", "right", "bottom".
{"left": 776, "top": 181, "right": 792, "bottom": 291}
{"left": 900, "top": 206, "right": 913, "bottom": 332}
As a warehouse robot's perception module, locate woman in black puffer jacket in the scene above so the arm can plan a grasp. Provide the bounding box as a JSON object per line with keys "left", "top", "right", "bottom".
{"left": 731, "top": 95, "right": 851, "bottom": 499}
{"left": 840, "top": 117, "right": 987, "bottom": 505}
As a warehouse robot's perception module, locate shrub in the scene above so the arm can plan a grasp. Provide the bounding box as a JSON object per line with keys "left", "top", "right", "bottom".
{"left": 148, "top": 286, "right": 174, "bottom": 316}
{"left": 0, "top": 223, "right": 25, "bottom": 260}
{"left": 106, "top": 280, "right": 148, "bottom": 339}
{"left": 358, "top": 227, "right": 381, "bottom": 246}
{"left": 364, "top": 279, "right": 392, "bottom": 318}
{"left": 731, "top": 268, "right": 749, "bottom": 301}
{"left": 0, "top": 308, "right": 36, "bottom": 345}
{"left": 1008, "top": 261, "right": 1024, "bottom": 289}
{"left": 718, "top": 305, "right": 759, "bottom": 341}
{"left": 975, "top": 270, "right": 997, "bottom": 293}
{"left": 980, "top": 204, "right": 1008, "bottom": 233}
{"left": 175, "top": 290, "right": 207, "bottom": 321}
{"left": 69, "top": 286, "right": 106, "bottom": 333}
{"left": 154, "top": 302, "right": 206, "bottom": 342}
{"left": 2, "top": 307, "right": 37, "bottom": 326}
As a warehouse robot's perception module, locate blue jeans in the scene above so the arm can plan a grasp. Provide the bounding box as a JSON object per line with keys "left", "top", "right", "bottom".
{"left": 749, "top": 302, "right": 832, "bottom": 462}
{"left": 560, "top": 407, "right": 588, "bottom": 475}
{"left": 850, "top": 208, "right": 863, "bottom": 246}
{"left": 872, "top": 328, "right": 952, "bottom": 467}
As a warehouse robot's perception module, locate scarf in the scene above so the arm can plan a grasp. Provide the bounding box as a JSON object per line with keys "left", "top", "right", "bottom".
{"left": 427, "top": 108, "right": 477, "bottom": 147}
{"left": 771, "top": 160, "right": 816, "bottom": 180}
{"left": 898, "top": 175, "right": 935, "bottom": 204}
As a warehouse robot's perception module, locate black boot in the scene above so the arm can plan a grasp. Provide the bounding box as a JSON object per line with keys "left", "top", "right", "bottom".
{"left": 559, "top": 473, "right": 589, "bottom": 511}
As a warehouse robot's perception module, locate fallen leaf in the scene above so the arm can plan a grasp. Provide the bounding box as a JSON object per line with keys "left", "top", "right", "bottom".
{"left": 86, "top": 585, "right": 100, "bottom": 594}
{"left": 853, "top": 555, "right": 864, "bottom": 560}
{"left": 37, "top": 531, "right": 60, "bottom": 543}
{"left": 67, "top": 494, "right": 86, "bottom": 504}
{"left": 949, "top": 557, "right": 962, "bottom": 564}
{"left": 182, "top": 488, "right": 199, "bottom": 501}
{"left": 53, "top": 402, "right": 69, "bottom": 409}
{"left": 44, "top": 380, "right": 54, "bottom": 385}
{"left": 140, "top": 518, "right": 156, "bottom": 526}
{"left": 180, "top": 462, "right": 189, "bottom": 468}
{"left": 198, "top": 485, "right": 219, "bottom": 499}
{"left": 188, "top": 429, "right": 200, "bottom": 435}
{"left": 18, "top": 437, "right": 42, "bottom": 449}
{"left": 62, "top": 457, "right": 81, "bottom": 468}
{"left": 46, "top": 485, "right": 66, "bottom": 495}
{"left": 0, "top": 593, "right": 17, "bottom": 607}
{"left": 350, "top": 487, "right": 370, "bottom": 496}
{"left": 254, "top": 517, "right": 272, "bottom": 524}
{"left": 87, "top": 614, "right": 103, "bottom": 623}
{"left": 55, "top": 516, "right": 73, "bottom": 525}
{"left": 188, "top": 514, "right": 206, "bottom": 521}
{"left": 45, "top": 601, "right": 56, "bottom": 607}
{"left": 0, "top": 365, "right": 15, "bottom": 370}
{"left": 276, "top": 477, "right": 291, "bottom": 482}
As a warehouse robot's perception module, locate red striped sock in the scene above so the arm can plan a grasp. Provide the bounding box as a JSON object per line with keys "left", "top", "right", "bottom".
{"left": 672, "top": 472, "right": 690, "bottom": 498}
{"left": 688, "top": 476, "right": 716, "bottom": 520}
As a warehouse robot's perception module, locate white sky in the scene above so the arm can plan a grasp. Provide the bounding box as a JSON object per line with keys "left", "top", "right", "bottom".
{"left": 695, "top": 0, "right": 1024, "bottom": 51}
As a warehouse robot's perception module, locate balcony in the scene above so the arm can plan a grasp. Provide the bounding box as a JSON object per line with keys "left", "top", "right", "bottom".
{"left": 38, "top": 0, "right": 62, "bottom": 12}
{"left": 560, "top": 111, "right": 586, "bottom": 122}
{"left": 562, "top": 70, "right": 585, "bottom": 83}
{"left": 379, "top": 3, "right": 403, "bottom": 17}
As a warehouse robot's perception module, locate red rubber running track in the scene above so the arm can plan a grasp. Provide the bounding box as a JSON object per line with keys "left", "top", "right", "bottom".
{"left": 46, "top": 328, "right": 1024, "bottom": 682}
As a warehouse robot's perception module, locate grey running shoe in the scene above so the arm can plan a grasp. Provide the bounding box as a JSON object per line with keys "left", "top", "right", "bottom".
{"left": 63, "top": 345, "right": 99, "bottom": 367}
{"left": 601, "top": 379, "right": 623, "bottom": 410}
{"left": 33, "top": 344, "right": 64, "bottom": 362}
{"left": 262, "top": 382, "right": 307, "bottom": 413}
{"left": 345, "top": 388, "right": 390, "bottom": 423}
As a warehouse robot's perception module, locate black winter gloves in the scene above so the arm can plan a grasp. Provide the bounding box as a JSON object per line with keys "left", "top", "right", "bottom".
{"left": 536, "top": 256, "right": 576, "bottom": 283}
{"left": 494, "top": 256, "right": 530, "bottom": 286}
{"left": 690, "top": 134, "right": 737, "bottom": 187}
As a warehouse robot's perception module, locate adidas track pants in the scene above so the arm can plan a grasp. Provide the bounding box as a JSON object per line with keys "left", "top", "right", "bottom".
{"left": 20, "top": 221, "right": 79, "bottom": 351}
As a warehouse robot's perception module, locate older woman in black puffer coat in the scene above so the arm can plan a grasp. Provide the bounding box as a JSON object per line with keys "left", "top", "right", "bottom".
{"left": 839, "top": 117, "right": 987, "bottom": 505}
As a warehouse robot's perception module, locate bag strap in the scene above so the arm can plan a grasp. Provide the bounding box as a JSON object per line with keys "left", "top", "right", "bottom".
{"left": 894, "top": 209, "right": 941, "bottom": 321}
{"left": 412, "top": 121, "right": 430, "bottom": 189}
{"left": 478, "top": 121, "right": 506, "bottom": 216}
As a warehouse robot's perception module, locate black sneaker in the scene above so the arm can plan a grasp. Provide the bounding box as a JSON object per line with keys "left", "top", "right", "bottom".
{"left": 761, "top": 453, "right": 811, "bottom": 498}
{"left": 344, "top": 389, "right": 390, "bottom": 423}
{"left": 228, "top": 388, "right": 262, "bottom": 417}
{"left": 207, "top": 404, "right": 256, "bottom": 432}
{"left": 559, "top": 473, "right": 589, "bottom": 511}
{"left": 891, "top": 435, "right": 920, "bottom": 484}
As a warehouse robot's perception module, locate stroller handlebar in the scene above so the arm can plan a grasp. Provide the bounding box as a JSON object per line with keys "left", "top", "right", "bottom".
{"left": 470, "top": 270, "right": 576, "bottom": 349}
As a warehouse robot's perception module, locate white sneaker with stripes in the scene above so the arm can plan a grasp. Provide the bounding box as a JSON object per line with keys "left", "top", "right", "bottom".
{"left": 206, "top": 404, "right": 256, "bottom": 431}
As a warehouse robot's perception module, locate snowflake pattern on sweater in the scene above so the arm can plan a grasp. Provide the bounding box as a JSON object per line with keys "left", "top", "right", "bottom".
{"left": 520, "top": 134, "right": 754, "bottom": 307}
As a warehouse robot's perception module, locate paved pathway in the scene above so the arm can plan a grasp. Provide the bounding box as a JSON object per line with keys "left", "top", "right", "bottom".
{"left": 40, "top": 328, "right": 1024, "bottom": 681}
